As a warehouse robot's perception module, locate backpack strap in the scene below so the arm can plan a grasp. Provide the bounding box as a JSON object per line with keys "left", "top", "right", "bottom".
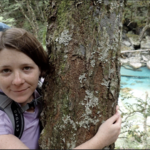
{"left": 0, "top": 93, "right": 24, "bottom": 139}
{"left": 11, "top": 101, "right": 24, "bottom": 138}
{"left": 0, "top": 94, "right": 15, "bottom": 129}
{"left": 0, "top": 92, "right": 43, "bottom": 138}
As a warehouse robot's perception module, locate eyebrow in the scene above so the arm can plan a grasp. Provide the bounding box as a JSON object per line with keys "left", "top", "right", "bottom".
{"left": 20, "top": 63, "right": 34, "bottom": 66}
{"left": 0, "top": 65, "right": 11, "bottom": 68}
{"left": 0, "top": 63, "right": 34, "bottom": 68}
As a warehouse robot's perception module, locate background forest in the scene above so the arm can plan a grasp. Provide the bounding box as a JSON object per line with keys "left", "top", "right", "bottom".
{"left": 0, "top": 0, "right": 48, "bottom": 49}
{"left": 1, "top": 0, "right": 150, "bottom": 149}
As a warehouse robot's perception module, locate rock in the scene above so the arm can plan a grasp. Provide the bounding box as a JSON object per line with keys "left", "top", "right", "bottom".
{"left": 129, "top": 62, "right": 142, "bottom": 69}
{"left": 146, "top": 36, "right": 150, "bottom": 40}
{"left": 121, "top": 44, "right": 133, "bottom": 52}
{"left": 135, "top": 81, "right": 143, "bottom": 83}
{"left": 131, "top": 53, "right": 141, "bottom": 58}
{"left": 141, "top": 37, "right": 150, "bottom": 49}
{"left": 147, "top": 61, "right": 150, "bottom": 69}
{"left": 144, "top": 55, "right": 150, "bottom": 60}
{"left": 120, "top": 58, "right": 129, "bottom": 64}
{"left": 142, "top": 55, "right": 148, "bottom": 62}
{"left": 122, "top": 40, "right": 131, "bottom": 47}
{"left": 129, "top": 57, "right": 141, "bottom": 63}
{"left": 126, "top": 33, "right": 140, "bottom": 50}
{"left": 120, "top": 87, "right": 132, "bottom": 93}
{"left": 122, "top": 65, "right": 135, "bottom": 70}
{"left": 140, "top": 53, "right": 150, "bottom": 63}
{"left": 140, "top": 62, "right": 146, "bottom": 67}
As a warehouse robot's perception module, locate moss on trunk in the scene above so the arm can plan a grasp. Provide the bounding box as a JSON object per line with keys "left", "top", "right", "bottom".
{"left": 39, "top": 0, "right": 124, "bottom": 149}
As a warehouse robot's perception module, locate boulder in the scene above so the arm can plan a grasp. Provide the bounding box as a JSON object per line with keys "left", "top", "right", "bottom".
{"left": 120, "top": 58, "right": 129, "bottom": 65}
{"left": 129, "top": 62, "right": 142, "bottom": 69}
{"left": 129, "top": 57, "right": 141, "bottom": 63}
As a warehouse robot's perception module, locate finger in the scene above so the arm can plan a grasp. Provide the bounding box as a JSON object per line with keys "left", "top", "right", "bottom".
{"left": 115, "top": 113, "right": 122, "bottom": 125}
{"left": 113, "top": 113, "right": 121, "bottom": 125}
{"left": 116, "top": 105, "right": 119, "bottom": 113}
{"left": 108, "top": 113, "right": 119, "bottom": 124}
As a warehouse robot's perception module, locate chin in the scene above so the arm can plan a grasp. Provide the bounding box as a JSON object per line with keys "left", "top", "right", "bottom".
{"left": 11, "top": 96, "right": 31, "bottom": 105}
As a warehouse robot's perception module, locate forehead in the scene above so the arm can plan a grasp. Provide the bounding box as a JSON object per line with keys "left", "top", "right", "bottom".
{"left": 0, "top": 48, "right": 35, "bottom": 66}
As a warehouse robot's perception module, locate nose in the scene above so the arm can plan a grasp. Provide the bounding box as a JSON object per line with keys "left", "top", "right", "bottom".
{"left": 12, "top": 71, "right": 25, "bottom": 85}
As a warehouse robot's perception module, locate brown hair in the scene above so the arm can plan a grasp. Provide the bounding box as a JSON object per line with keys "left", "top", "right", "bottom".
{"left": 0, "top": 28, "right": 49, "bottom": 77}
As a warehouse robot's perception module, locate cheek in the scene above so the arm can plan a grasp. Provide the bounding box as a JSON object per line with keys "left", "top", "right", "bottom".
{"left": 0, "top": 78, "right": 10, "bottom": 89}
{"left": 28, "top": 74, "right": 39, "bottom": 86}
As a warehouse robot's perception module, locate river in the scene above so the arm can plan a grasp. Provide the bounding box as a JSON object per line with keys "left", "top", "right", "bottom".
{"left": 116, "top": 66, "right": 150, "bottom": 148}
{"left": 120, "top": 66, "right": 150, "bottom": 104}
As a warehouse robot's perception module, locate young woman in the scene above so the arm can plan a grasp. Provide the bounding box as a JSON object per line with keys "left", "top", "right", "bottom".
{"left": 0, "top": 28, "right": 121, "bottom": 149}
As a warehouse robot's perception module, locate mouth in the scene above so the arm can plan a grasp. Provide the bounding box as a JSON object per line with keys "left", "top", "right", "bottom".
{"left": 13, "top": 88, "right": 28, "bottom": 93}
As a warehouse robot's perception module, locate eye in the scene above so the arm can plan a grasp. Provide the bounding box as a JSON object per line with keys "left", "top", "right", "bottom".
{"left": 1, "top": 69, "right": 11, "bottom": 74}
{"left": 23, "top": 66, "right": 31, "bottom": 71}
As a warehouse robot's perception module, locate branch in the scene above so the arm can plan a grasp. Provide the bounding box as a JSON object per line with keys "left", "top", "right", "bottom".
{"left": 118, "top": 137, "right": 127, "bottom": 139}
{"left": 139, "top": 24, "right": 150, "bottom": 42}
{"left": 15, "top": 0, "right": 35, "bottom": 28}
{"left": 139, "top": 3, "right": 150, "bottom": 42}
{"left": 35, "top": 0, "right": 45, "bottom": 22}
{"left": 26, "top": 0, "right": 39, "bottom": 38}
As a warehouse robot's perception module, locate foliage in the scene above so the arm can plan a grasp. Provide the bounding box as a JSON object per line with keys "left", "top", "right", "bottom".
{"left": 0, "top": 16, "right": 15, "bottom": 26}
{"left": 0, "top": 0, "right": 48, "bottom": 45}
{"left": 124, "top": 0, "right": 150, "bottom": 29}
{"left": 116, "top": 91, "right": 150, "bottom": 149}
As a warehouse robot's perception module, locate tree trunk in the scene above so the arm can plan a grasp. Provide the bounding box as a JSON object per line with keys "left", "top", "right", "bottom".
{"left": 39, "top": 0, "right": 124, "bottom": 149}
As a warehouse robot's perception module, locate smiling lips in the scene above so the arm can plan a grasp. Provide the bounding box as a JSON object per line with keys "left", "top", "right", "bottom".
{"left": 13, "top": 88, "right": 28, "bottom": 93}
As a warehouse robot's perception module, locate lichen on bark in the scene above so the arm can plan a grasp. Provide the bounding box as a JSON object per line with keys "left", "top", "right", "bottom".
{"left": 39, "top": 0, "right": 124, "bottom": 149}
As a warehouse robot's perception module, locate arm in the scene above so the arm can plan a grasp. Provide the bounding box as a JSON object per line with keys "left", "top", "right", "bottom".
{"left": 0, "top": 134, "right": 29, "bottom": 149}
{"left": 75, "top": 106, "right": 121, "bottom": 149}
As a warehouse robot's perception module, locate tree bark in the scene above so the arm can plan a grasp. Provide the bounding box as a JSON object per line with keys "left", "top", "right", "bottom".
{"left": 39, "top": 0, "right": 124, "bottom": 149}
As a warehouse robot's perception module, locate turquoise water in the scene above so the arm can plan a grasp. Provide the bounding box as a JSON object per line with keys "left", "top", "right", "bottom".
{"left": 120, "top": 66, "right": 150, "bottom": 90}
{"left": 117, "top": 67, "right": 150, "bottom": 147}
{"left": 121, "top": 66, "right": 150, "bottom": 77}
{"left": 120, "top": 66, "right": 150, "bottom": 104}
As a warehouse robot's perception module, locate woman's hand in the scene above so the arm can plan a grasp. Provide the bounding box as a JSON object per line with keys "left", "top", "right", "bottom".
{"left": 93, "top": 105, "right": 121, "bottom": 148}
{"left": 75, "top": 106, "right": 121, "bottom": 149}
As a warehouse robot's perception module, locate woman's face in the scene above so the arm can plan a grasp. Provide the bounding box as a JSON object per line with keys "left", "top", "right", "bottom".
{"left": 0, "top": 48, "right": 41, "bottom": 106}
